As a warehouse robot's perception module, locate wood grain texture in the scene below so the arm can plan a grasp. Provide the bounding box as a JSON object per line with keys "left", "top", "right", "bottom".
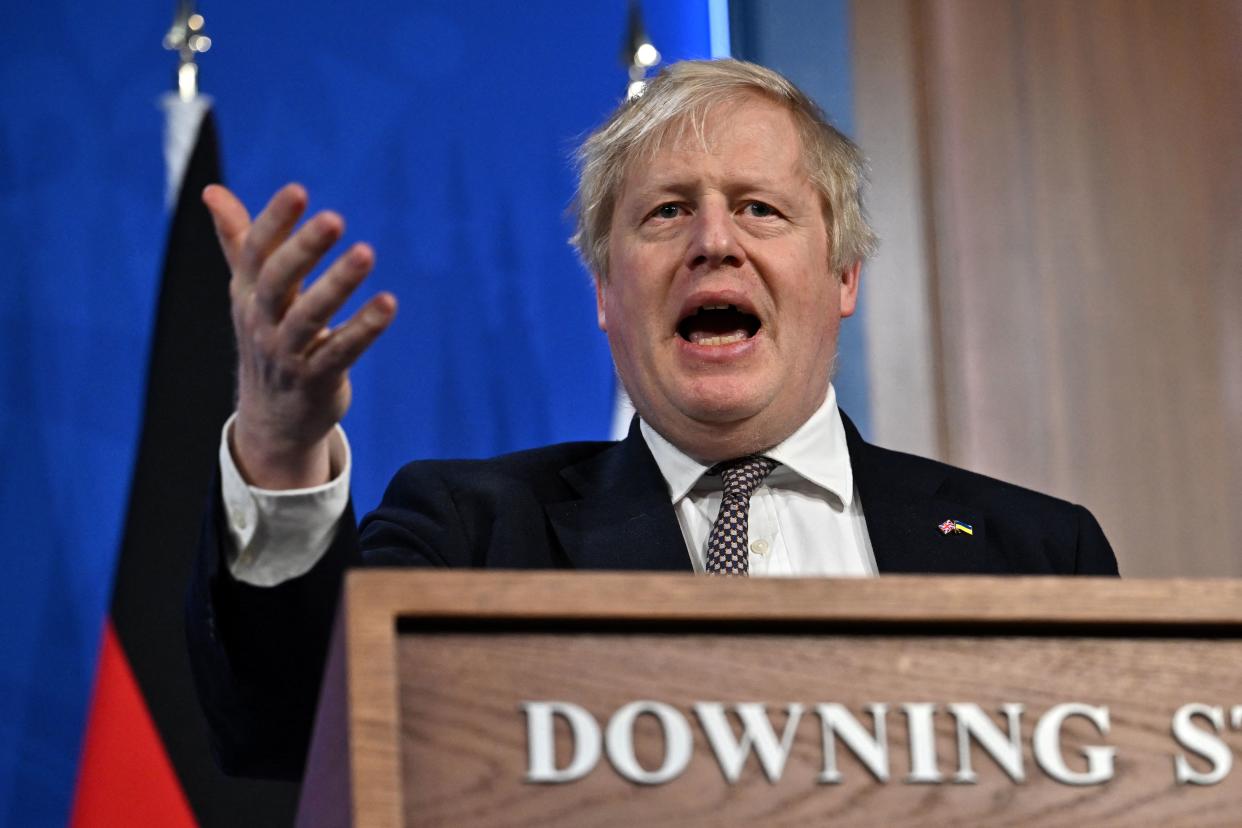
{"left": 345, "top": 576, "right": 405, "bottom": 827}
{"left": 852, "top": 0, "right": 1242, "bottom": 577}
{"left": 345, "top": 570, "right": 1242, "bottom": 625}
{"left": 399, "top": 632, "right": 1242, "bottom": 827}
{"left": 306, "top": 572, "right": 1242, "bottom": 826}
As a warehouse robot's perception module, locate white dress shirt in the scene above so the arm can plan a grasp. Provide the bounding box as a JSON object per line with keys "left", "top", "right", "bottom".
{"left": 219, "top": 414, "right": 352, "bottom": 586}
{"left": 640, "top": 385, "right": 876, "bottom": 576}
{"left": 220, "top": 384, "right": 876, "bottom": 584}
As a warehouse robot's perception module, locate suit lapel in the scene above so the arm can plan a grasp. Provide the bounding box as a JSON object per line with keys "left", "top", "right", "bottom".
{"left": 842, "top": 414, "right": 993, "bottom": 574}
{"left": 545, "top": 412, "right": 995, "bottom": 575}
{"left": 545, "top": 421, "right": 692, "bottom": 572}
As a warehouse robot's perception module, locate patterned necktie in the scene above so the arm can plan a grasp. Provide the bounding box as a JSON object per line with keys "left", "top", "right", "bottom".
{"left": 704, "top": 456, "right": 778, "bottom": 576}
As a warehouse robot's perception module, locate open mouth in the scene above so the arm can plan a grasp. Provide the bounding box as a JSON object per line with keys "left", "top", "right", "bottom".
{"left": 676, "top": 304, "right": 761, "bottom": 346}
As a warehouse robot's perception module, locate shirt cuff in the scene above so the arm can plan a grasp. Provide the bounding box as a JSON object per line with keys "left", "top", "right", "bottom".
{"left": 218, "top": 413, "right": 351, "bottom": 586}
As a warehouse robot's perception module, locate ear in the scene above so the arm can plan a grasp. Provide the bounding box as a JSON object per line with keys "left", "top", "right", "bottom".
{"left": 595, "top": 275, "right": 608, "bottom": 331}
{"left": 837, "top": 260, "right": 862, "bottom": 318}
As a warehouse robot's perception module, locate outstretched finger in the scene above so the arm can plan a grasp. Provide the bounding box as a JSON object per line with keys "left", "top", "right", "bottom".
{"left": 202, "top": 184, "right": 252, "bottom": 273}
{"left": 277, "top": 241, "right": 374, "bottom": 354}
{"left": 239, "top": 183, "right": 309, "bottom": 280}
{"left": 305, "top": 293, "right": 398, "bottom": 377}
{"left": 254, "top": 210, "right": 346, "bottom": 324}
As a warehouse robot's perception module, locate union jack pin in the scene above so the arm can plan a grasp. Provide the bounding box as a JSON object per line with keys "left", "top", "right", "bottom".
{"left": 939, "top": 519, "right": 974, "bottom": 536}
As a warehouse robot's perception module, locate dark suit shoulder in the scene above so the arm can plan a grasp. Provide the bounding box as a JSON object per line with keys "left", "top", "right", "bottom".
{"left": 865, "top": 439, "right": 1082, "bottom": 512}
{"left": 392, "top": 438, "right": 616, "bottom": 492}
{"left": 360, "top": 439, "right": 619, "bottom": 570}
{"left": 849, "top": 426, "right": 1118, "bottom": 576}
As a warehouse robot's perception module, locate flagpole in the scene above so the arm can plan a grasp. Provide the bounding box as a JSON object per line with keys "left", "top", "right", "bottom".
{"left": 621, "top": 0, "right": 661, "bottom": 100}
{"left": 160, "top": 2, "right": 213, "bottom": 207}
{"left": 610, "top": 2, "right": 663, "bottom": 439}
{"left": 163, "top": 0, "right": 212, "bottom": 101}
{"left": 72, "top": 5, "right": 236, "bottom": 825}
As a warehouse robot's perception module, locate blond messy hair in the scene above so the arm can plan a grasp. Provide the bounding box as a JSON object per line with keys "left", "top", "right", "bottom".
{"left": 570, "top": 59, "right": 878, "bottom": 282}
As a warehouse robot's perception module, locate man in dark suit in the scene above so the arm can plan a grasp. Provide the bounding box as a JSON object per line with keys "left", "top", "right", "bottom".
{"left": 188, "top": 60, "right": 1116, "bottom": 779}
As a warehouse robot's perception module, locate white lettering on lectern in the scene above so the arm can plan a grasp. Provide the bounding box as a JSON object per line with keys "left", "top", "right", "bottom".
{"left": 1171, "top": 704, "right": 1232, "bottom": 785}
{"left": 520, "top": 701, "right": 600, "bottom": 783}
{"left": 520, "top": 700, "right": 1239, "bottom": 786}
{"left": 950, "top": 703, "right": 1026, "bottom": 783}
{"left": 693, "top": 703, "right": 804, "bottom": 783}
{"left": 604, "top": 701, "right": 693, "bottom": 785}
{"left": 902, "top": 703, "right": 943, "bottom": 783}
{"left": 816, "top": 703, "right": 889, "bottom": 783}
{"left": 1032, "top": 703, "right": 1116, "bottom": 785}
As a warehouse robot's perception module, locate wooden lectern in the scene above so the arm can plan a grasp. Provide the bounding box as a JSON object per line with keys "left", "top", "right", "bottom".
{"left": 296, "top": 572, "right": 1242, "bottom": 827}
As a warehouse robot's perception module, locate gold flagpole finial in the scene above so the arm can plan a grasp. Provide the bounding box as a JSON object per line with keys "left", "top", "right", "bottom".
{"left": 163, "top": 1, "right": 212, "bottom": 101}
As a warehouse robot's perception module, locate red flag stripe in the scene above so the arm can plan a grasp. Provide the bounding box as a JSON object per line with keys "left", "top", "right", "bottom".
{"left": 71, "top": 621, "right": 196, "bottom": 828}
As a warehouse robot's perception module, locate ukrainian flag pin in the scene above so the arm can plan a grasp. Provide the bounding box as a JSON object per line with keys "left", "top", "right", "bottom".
{"left": 939, "top": 519, "right": 974, "bottom": 536}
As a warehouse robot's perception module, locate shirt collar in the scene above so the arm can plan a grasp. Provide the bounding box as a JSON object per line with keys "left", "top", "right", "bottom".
{"left": 638, "top": 384, "right": 854, "bottom": 507}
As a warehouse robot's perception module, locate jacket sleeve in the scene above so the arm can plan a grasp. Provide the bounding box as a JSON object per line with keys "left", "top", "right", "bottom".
{"left": 185, "top": 462, "right": 470, "bottom": 779}
{"left": 185, "top": 475, "right": 362, "bottom": 779}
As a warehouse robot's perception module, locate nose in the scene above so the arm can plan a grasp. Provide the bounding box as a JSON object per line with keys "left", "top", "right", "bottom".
{"left": 686, "top": 200, "right": 745, "bottom": 271}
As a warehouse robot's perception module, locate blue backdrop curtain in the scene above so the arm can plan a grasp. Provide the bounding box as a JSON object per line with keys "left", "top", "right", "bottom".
{"left": 0, "top": 3, "right": 712, "bottom": 823}
{"left": 0, "top": 1, "right": 868, "bottom": 823}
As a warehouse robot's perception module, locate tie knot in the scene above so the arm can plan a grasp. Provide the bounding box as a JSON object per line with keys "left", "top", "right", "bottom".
{"left": 708, "top": 455, "right": 778, "bottom": 500}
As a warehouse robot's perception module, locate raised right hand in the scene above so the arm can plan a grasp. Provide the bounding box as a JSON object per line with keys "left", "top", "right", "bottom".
{"left": 204, "top": 183, "right": 397, "bottom": 489}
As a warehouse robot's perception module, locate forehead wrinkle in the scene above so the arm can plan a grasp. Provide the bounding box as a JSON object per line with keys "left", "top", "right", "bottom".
{"left": 630, "top": 145, "right": 808, "bottom": 205}
{"left": 614, "top": 96, "right": 814, "bottom": 225}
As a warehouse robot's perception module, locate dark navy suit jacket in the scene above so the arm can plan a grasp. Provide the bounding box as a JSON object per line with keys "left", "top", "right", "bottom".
{"left": 186, "top": 414, "right": 1117, "bottom": 779}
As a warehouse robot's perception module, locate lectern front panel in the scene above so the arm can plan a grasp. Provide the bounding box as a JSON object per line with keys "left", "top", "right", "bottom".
{"left": 313, "top": 572, "right": 1242, "bottom": 827}
{"left": 396, "top": 626, "right": 1241, "bottom": 826}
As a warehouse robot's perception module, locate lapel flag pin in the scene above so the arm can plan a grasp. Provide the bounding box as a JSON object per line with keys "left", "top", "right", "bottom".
{"left": 939, "top": 519, "right": 974, "bottom": 536}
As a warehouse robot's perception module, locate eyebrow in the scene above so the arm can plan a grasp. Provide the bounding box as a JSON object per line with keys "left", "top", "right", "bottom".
{"left": 626, "top": 175, "right": 789, "bottom": 202}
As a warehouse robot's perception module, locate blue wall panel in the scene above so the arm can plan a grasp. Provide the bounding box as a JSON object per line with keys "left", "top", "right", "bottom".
{"left": 0, "top": 3, "right": 710, "bottom": 824}
{"left": 730, "top": 0, "right": 871, "bottom": 436}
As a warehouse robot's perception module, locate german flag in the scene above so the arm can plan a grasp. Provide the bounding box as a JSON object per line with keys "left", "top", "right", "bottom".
{"left": 70, "top": 101, "right": 299, "bottom": 826}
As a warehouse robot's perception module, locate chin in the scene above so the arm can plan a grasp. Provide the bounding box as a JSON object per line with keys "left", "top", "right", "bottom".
{"left": 675, "top": 393, "right": 769, "bottom": 428}
{"left": 676, "top": 378, "right": 773, "bottom": 420}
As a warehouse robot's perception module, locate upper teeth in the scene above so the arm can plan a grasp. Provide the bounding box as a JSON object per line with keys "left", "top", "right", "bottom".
{"left": 701, "top": 304, "right": 732, "bottom": 312}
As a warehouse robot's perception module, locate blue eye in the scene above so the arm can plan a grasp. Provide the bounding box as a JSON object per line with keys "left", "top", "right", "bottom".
{"left": 745, "top": 202, "right": 776, "bottom": 217}
{"left": 653, "top": 203, "right": 681, "bottom": 219}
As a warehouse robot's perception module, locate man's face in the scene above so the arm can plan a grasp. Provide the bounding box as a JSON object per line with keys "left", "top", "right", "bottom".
{"left": 597, "top": 95, "right": 860, "bottom": 462}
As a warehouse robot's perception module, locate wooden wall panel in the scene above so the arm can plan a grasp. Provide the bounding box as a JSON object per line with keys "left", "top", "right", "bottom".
{"left": 854, "top": 0, "right": 1242, "bottom": 576}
